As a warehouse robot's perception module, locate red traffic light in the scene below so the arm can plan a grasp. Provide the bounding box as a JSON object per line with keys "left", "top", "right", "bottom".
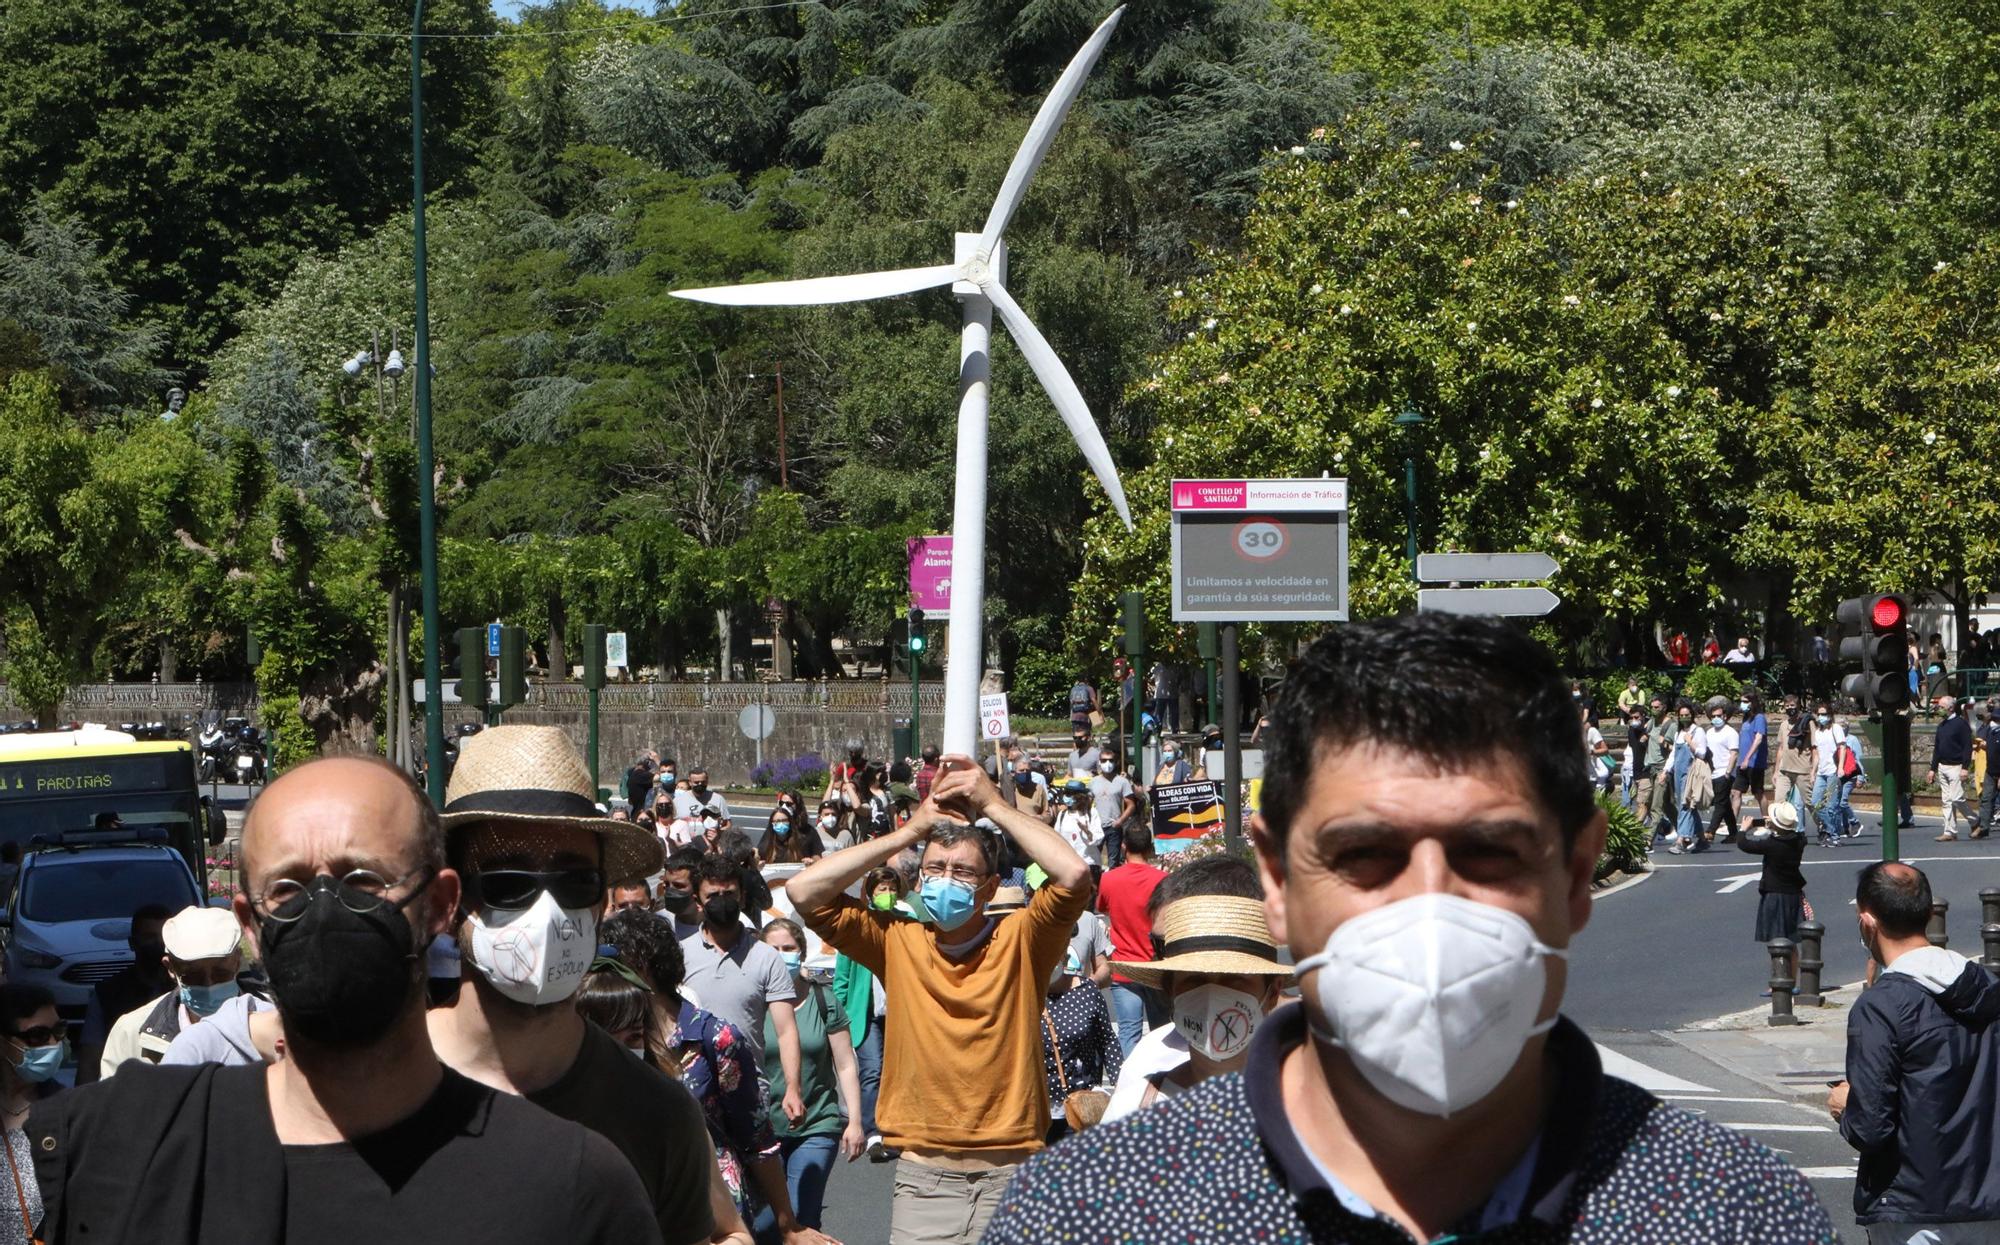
{"left": 1871, "top": 597, "right": 1904, "bottom": 629}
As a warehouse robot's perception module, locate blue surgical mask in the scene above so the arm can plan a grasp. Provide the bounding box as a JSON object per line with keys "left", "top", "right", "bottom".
{"left": 15, "top": 1040, "right": 65, "bottom": 1083}
{"left": 919, "top": 875, "right": 981, "bottom": 932}
{"left": 772, "top": 819, "right": 791, "bottom": 838}
{"left": 781, "top": 951, "right": 803, "bottom": 974}
{"left": 179, "top": 979, "right": 239, "bottom": 1018}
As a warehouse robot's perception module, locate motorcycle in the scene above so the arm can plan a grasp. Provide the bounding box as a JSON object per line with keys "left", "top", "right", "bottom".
{"left": 233, "top": 724, "right": 267, "bottom": 785}
{"left": 197, "top": 714, "right": 230, "bottom": 783}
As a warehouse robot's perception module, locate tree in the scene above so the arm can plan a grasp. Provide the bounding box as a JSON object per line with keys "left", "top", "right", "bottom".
{"left": 0, "top": 204, "right": 174, "bottom": 420}
{"left": 0, "top": 0, "right": 500, "bottom": 370}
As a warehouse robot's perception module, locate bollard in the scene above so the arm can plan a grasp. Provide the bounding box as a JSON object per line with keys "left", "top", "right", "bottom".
{"left": 1767, "top": 938, "right": 1799, "bottom": 1027}
{"left": 1795, "top": 921, "right": 1825, "bottom": 1006}
{"left": 1929, "top": 900, "right": 1950, "bottom": 950}
{"left": 1983, "top": 888, "right": 2000, "bottom": 933}
{"left": 1984, "top": 924, "right": 2000, "bottom": 973}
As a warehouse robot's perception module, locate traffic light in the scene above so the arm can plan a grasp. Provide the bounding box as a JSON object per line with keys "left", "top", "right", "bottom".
{"left": 907, "top": 608, "right": 926, "bottom": 654}
{"left": 498, "top": 626, "right": 528, "bottom": 708}
{"left": 582, "top": 624, "right": 607, "bottom": 691}
{"left": 1120, "top": 591, "right": 1145, "bottom": 657}
{"left": 1836, "top": 594, "right": 1910, "bottom": 712}
{"left": 456, "top": 628, "right": 489, "bottom": 711}
{"left": 1196, "top": 622, "right": 1218, "bottom": 661}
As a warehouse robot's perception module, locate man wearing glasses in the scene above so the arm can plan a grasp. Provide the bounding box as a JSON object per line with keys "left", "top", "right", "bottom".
{"left": 430, "top": 726, "right": 797, "bottom": 1245}
{"left": 789, "top": 756, "right": 1092, "bottom": 1245}
{"left": 27, "top": 751, "right": 662, "bottom": 1244}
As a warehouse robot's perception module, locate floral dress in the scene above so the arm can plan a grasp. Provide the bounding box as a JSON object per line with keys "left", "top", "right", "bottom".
{"left": 671, "top": 1004, "right": 778, "bottom": 1218}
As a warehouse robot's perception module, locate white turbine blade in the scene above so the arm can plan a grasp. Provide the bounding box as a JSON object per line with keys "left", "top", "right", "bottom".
{"left": 984, "top": 278, "right": 1132, "bottom": 529}
{"left": 977, "top": 6, "right": 1126, "bottom": 255}
{"left": 672, "top": 265, "right": 958, "bottom": 306}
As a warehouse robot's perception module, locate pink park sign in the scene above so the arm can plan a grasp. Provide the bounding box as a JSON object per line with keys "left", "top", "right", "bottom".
{"left": 908, "top": 536, "right": 953, "bottom": 611}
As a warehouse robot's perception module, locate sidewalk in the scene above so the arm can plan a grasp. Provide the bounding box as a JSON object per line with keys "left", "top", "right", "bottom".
{"left": 1660, "top": 985, "right": 1860, "bottom": 1100}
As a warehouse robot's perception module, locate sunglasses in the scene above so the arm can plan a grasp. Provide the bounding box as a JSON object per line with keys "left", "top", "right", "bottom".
{"left": 10, "top": 1025, "right": 62, "bottom": 1048}
{"left": 468, "top": 868, "right": 604, "bottom": 912}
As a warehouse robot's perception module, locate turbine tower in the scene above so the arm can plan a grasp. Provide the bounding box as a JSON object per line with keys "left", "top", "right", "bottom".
{"left": 674, "top": 7, "right": 1134, "bottom": 755}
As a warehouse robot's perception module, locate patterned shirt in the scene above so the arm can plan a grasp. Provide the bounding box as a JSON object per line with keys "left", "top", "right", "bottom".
{"left": 983, "top": 1003, "right": 1837, "bottom": 1244}
{"left": 1042, "top": 980, "right": 1122, "bottom": 1118}
{"left": 669, "top": 1004, "right": 776, "bottom": 1217}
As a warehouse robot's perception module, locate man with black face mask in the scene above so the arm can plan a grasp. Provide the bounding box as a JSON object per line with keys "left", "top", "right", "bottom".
{"left": 74, "top": 902, "right": 172, "bottom": 1085}
{"left": 657, "top": 848, "right": 705, "bottom": 941}
{"left": 27, "top": 753, "right": 661, "bottom": 1245}
{"left": 679, "top": 856, "right": 807, "bottom": 1128}
{"left": 672, "top": 765, "right": 733, "bottom": 829}
{"left": 427, "top": 727, "right": 742, "bottom": 1245}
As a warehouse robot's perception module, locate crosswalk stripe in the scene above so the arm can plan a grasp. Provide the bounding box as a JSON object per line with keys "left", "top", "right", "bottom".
{"left": 1718, "top": 1123, "right": 1831, "bottom": 1133}
{"left": 1658, "top": 1095, "right": 1782, "bottom": 1104}
{"left": 1796, "top": 1166, "right": 1856, "bottom": 1179}
{"left": 1594, "top": 1045, "right": 1714, "bottom": 1093}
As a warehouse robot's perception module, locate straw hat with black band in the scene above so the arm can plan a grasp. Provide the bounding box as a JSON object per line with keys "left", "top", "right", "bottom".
{"left": 1109, "top": 895, "right": 1290, "bottom": 988}
{"left": 442, "top": 726, "right": 664, "bottom": 885}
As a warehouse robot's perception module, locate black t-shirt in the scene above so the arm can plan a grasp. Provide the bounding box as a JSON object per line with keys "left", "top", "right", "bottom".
{"left": 278, "top": 1066, "right": 660, "bottom": 1245}
{"left": 626, "top": 763, "right": 655, "bottom": 808}
{"left": 528, "top": 1022, "right": 718, "bottom": 1245}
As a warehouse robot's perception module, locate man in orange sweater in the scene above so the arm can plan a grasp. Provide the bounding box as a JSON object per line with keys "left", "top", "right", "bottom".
{"left": 790, "top": 756, "right": 1090, "bottom": 1245}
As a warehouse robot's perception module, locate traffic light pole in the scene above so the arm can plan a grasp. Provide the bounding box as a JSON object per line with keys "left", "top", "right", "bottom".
{"left": 1882, "top": 713, "right": 1908, "bottom": 861}
{"left": 910, "top": 641, "right": 921, "bottom": 759}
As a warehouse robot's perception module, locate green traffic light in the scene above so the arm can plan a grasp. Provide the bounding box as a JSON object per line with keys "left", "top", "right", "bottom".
{"left": 910, "top": 635, "right": 926, "bottom": 653}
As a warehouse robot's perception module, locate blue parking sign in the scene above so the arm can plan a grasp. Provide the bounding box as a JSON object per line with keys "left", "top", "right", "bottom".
{"left": 486, "top": 622, "right": 502, "bottom": 657}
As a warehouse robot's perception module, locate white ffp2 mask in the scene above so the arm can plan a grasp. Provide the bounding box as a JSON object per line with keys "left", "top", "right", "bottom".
{"left": 465, "top": 889, "right": 598, "bottom": 1006}
{"left": 1172, "top": 983, "right": 1264, "bottom": 1062}
{"left": 1294, "top": 893, "right": 1565, "bottom": 1117}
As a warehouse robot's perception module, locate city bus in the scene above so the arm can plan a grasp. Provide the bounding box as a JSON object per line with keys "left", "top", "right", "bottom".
{"left": 0, "top": 732, "right": 220, "bottom": 879}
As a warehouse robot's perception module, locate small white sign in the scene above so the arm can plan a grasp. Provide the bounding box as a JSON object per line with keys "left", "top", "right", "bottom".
{"left": 979, "top": 693, "right": 1012, "bottom": 741}
{"left": 606, "top": 631, "right": 628, "bottom": 669}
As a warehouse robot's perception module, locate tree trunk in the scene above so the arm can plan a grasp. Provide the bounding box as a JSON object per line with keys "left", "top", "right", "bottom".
{"left": 716, "top": 607, "right": 733, "bottom": 680}
{"left": 547, "top": 593, "right": 568, "bottom": 680}
{"left": 158, "top": 638, "right": 178, "bottom": 684}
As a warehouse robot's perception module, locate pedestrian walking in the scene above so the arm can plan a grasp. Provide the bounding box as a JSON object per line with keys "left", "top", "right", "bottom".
{"left": 1739, "top": 802, "right": 1807, "bottom": 986}
{"left": 1733, "top": 692, "right": 1769, "bottom": 822}
{"left": 1096, "top": 824, "right": 1166, "bottom": 1057}
{"left": 1977, "top": 701, "right": 2000, "bottom": 834}
{"left": 1831, "top": 861, "right": 2000, "bottom": 1240}
{"left": 789, "top": 758, "right": 1092, "bottom": 1245}
{"left": 981, "top": 614, "right": 1833, "bottom": 1244}
{"left": 74, "top": 904, "right": 170, "bottom": 1085}
{"left": 1581, "top": 703, "right": 1613, "bottom": 795}
{"left": 754, "top": 920, "right": 864, "bottom": 1240}
{"left": 1775, "top": 694, "right": 1815, "bottom": 815}
{"left": 98, "top": 905, "right": 270, "bottom": 1078}
{"left": 678, "top": 856, "right": 806, "bottom": 1124}
{"left": 1703, "top": 699, "right": 1741, "bottom": 841}
{"left": 1039, "top": 947, "right": 1121, "bottom": 1143}
{"left": 1101, "top": 859, "right": 1289, "bottom": 1125}
{"left": 1088, "top": 747, "right": 1135, "bottom": 870}
{"left": 0, "top": 984, "right": 65, "bottom": 1239}
{"left": 30, "top": 754, "right": 663, "bottom": 1245}
{"left": 1931, "top": 695, "right": 1978, "bottom": 841}
{"left": 1634, "top": 698, "right": 1668, "bottom": 835}
{"left": 1808, "top": 702, "right": 1854, "bottom": 846}
{"left": 425, "top": 727, "right": 732, "bottom": 1245}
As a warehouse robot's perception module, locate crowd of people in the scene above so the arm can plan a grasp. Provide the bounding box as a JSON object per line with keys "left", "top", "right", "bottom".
{"left": 9, "top": 614, "right": 1932, "bottom": 1244}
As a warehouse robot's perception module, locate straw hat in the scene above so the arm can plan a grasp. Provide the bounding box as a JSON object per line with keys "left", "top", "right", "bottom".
{"left": 1110, "top": 894, "right": 1289, "bottom": 988}
{"left": 443, "top": 725, "right": 664, "bottom": 884}
{"left": 987, "top": 886, "right": 1028, "bottom": 913}
{"left": 1768, "top": 801, "right": 1800, "bottom": 835}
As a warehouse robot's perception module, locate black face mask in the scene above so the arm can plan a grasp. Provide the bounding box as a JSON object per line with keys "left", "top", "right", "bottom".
{"left": 691, "top": 783, "right": 709, "bottom": 797}
{"left": 703, "top": 893, "right": 742, "bottom": 929}
{"left": 259, "top": 873, "right": 430, "bottom": 1048}
{"left": 1014, "top": 773, "right": 1036, "bottom": 791}
{"left": 659, "top": 886, "right": 694, "bottom": 915}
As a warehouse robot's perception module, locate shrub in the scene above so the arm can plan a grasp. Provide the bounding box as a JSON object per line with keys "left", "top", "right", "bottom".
{"left": 1594, "top": 790, "right": 1650, "bottom": 880}
{"left": 1681, "top": 664, "right": 1743, "bottom": 706}
{"left": 1157, "top": 825, "right": 1259, "bottom": 872}
{"left": 750, "top": 752, "right": 829, "bottom": 794}
{"left": 261, "top": 693, "right": 316, "bottom": 772}
{"left": 1592, "top": 669, "right": 1674, "bottom": 716}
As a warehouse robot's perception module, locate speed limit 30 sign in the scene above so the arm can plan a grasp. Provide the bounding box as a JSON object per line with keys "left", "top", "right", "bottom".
{"left": 1169, "top": 478, "right": 1348, "bottom": 622}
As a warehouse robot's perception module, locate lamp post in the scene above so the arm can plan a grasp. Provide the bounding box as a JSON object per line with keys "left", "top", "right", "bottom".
{"left": 1395, "top": 405, "right": 1425, "bottom": 582}
{"left": 412, "top": 0, "right": 446, "bottom": 802}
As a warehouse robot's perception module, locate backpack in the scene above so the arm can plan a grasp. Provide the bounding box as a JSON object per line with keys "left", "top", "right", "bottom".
{"left": 1836, "top": 730, "right": 1861, "bottom": 780}
{"left": 1070, "top": 683, "right": 1094, "bottom": 713}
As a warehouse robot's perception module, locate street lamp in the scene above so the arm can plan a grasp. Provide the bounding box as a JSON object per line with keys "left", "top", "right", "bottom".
{"left": 412, "top": 0, "right": 446, "bottom": 801}
{"left": 1394, "top": 405, "right": 1425, "bottom": 581}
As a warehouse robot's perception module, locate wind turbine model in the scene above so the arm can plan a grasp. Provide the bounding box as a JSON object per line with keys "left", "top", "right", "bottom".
{"left": 674, "top": 7, "right": 1134, "bottom": 755}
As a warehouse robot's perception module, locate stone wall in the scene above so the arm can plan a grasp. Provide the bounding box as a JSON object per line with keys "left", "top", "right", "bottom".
{"left": 0, "top": 678, "right": 950, "bottom": 786}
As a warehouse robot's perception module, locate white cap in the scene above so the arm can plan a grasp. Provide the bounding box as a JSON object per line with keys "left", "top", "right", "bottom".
{"left": 162, "top": 906, "right": 242, "bottom": 962}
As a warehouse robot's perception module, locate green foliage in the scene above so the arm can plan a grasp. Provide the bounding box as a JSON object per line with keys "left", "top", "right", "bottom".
{"left": 1594, "top": 789, "right": 1648, "bottom": 879}
{"left": 0, "top": 0, "right": 501, "bottom": 370}
{"left": 1593, "top": 669, "right": 1673, "bottom": 715}
{"left": 1681, "top": 664, "right": 1743, "bottom": 704}
{"left": 260, "top": 693, "right": 317, "bottom": 773}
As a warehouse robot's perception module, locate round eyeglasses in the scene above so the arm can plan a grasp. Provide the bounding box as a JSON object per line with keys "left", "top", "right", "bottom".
{"left": 254, "top": 867, "right": 434, "bottom": 923}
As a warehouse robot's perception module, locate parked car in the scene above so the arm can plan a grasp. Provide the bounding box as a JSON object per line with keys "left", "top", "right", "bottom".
{"left": 1, "top": 836, "right": 206, "bottom": 1034}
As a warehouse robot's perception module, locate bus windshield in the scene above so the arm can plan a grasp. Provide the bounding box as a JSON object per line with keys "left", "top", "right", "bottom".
{"left": 0, "top": 743, "right": 208, "bottom": 881}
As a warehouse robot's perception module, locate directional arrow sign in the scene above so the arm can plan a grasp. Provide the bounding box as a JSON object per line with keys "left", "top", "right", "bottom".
{"left": 1715, "top": 871, "right": 1762, "bottom": 895}
{"left": 1416, "top": 552, "right": 1560, "bottom": 583}
{"left": 1416, "top": 587, "right": 1560, "bottom": 617}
